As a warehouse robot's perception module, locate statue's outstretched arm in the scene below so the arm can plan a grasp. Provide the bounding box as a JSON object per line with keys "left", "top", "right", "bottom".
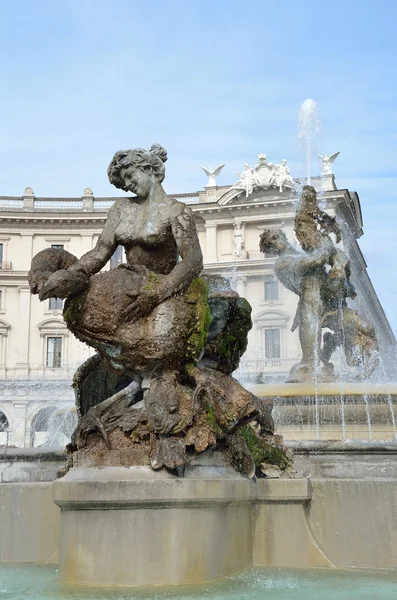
{"left": 298, "top": 241, "right": 336, "bottom": 271}
{"left": 38, "top": 210, "right": 118, "bottom": 301}
{"left": 68, "top": 212, "right": 118, "bottom": 278}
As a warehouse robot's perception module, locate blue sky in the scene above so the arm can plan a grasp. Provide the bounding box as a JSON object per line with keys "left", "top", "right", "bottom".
{"left": 1, "top": 0, "right": 397, "bottom": 332}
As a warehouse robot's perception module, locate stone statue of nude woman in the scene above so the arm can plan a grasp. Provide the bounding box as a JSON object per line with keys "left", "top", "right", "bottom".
{"left": 29, "top": 145, "right": 287, "bottom": 477}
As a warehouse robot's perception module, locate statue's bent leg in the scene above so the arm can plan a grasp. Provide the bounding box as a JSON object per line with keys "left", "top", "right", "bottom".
{"left": 288, "top": 277, "right": 323, "bottom": 382}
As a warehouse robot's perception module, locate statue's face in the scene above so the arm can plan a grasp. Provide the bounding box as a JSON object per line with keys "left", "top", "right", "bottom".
{"left": 120, "top": 165, "right": 155, "bottom": 198}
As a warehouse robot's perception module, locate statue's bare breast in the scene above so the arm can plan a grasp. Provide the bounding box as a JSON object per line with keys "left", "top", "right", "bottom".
{"left": 113, "top": 199, "right": 173, "bottom": 246}
{"left": 112, "top": 198, "right": 179, "bottom": 272}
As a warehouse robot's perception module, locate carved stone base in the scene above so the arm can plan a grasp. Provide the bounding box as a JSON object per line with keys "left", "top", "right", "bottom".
{"left": 53, "top": 468, "right": 325, "bottom": 587}
{"left": 286, "top": 362, "right": 317, "bottom": 384}
{"left": 286, "top": 361, "right": 336, "bottom": 384}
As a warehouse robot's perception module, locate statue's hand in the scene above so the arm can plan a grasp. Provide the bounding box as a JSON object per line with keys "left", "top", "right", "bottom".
{"left": 122, "top": 289, "right": 161, "bottom": 322}
{"left": 39, "top": 269, "right": 89, "bottom": 301}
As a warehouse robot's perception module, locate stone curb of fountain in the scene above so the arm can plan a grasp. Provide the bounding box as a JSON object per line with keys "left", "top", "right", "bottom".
{"left": 0, "top": 447, "right": 66, "bottom": 460}
{"left": 287, "top": 440, "right": 397, "bottom": 453}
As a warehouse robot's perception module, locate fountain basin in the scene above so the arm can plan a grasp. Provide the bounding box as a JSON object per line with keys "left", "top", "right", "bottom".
{"left": 2, "top": 450, "right": 397, "bottom": 581}
{"left": 251, "top": 382, "right": 397, "bottom": 441}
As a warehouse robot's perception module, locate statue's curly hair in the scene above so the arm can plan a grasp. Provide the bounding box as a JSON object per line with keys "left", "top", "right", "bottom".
{"left": 107, "top": 144, "right": 168, "bottom": 189}
{"left": 259, "top": 228, "right": 288, "bottom": 254}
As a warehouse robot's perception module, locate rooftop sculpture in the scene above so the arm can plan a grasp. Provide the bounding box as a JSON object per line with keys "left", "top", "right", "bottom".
{"left": 260, "top": 185, "right": 379, "bottom": 383}
{"left": 200, "top": 164, "right": 225, "bottom": 187}
{"left": 29, "top": 144, "right": 289, "bottom": 477}
{"left": 318, "top": 151, "right": 340, "bottom": 175}
{"left": 233, "top": 154, "right": 294, "bottom": 197}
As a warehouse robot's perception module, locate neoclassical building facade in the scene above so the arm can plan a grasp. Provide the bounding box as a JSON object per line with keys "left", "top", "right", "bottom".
{"left": 0, "top": 166, "right": 395, "bottom": 446}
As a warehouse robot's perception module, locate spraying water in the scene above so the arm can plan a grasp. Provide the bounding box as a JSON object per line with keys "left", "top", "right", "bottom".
{"left": 297, "top": 99, "right": 322, "bottom": 184}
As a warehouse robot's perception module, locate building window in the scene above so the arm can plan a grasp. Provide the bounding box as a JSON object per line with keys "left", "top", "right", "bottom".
{"left": 0, "top": 410, "right": 8, "bottom": 432}
{"left": 110, "top": 246, "right": 123, "bottom": 269}
{"left": 46, "top": 337, "right": 62, "bottom": 368}
{"left": 51, "top": 244, "right": 64, "bottom": 250}
{"left": 264, "top": 328, "right": 281, "bottom": 359}
{"left": 0, "top": 244, "right": 3, "bottom": 268}
{"left": 49, "top": 297, "right": 63, "bottom": 311}
{"left": 30, "top": 407, "right": 55, "bottom": 447}
{"left": 264, "top": 276, "right": 279, "bottom": 301}
{"left": 0, "top": 410, "right": 8, "bottom": 445}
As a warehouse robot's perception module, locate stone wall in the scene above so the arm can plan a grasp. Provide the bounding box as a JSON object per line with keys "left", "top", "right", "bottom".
{"left": 0, "top": 472, "right": 397, "bottom": 575}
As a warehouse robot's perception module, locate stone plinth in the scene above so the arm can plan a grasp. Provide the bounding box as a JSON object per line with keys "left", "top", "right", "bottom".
{"left": 53, "top": 466, "right": 254, "bottom": 586}
{"left": 53, "top": 467, "right": 328, "bottom": 587}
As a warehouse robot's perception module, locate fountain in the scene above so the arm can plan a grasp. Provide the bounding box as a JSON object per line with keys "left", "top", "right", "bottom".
{"left": 253, "top": 185, "right": 397, "bottom": 441}
{"left": 244, "top": 99, "right": 397, "bottom": 443}
{"left": 24, "top": 143, "right": 293, "bottom": 586}
{"left": 1, "top": 138, "right": 397, "bottom": 596}
{"left": 297, "top": 98, "right": 321, "bottom": 185}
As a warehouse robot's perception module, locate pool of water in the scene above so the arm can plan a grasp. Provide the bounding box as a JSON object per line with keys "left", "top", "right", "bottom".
{"left": 1, "top": 565, "right": 397, "bottom": 600}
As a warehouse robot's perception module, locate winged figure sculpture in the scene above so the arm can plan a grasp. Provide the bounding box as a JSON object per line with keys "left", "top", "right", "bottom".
{"left": 318, "top": 152, "right": 340, "bottom": 175}
{"left": 201, "top": 164, "right": 225, "bottom": 187}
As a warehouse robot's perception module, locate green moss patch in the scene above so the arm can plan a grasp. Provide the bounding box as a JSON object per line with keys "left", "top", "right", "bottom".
{"left": 240, "top": 424, "right": 291, "bottom": 470}
{"left": 185, "top": 277, "right": 211, "bottom": 365}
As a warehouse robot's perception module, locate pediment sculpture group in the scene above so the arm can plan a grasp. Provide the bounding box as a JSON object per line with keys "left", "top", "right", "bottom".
{"left": 233, "top": 154, "right": 294, "bottom": 197}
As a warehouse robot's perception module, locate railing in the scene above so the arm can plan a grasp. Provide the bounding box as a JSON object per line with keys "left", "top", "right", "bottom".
{"left": 34, "top": 199, "right": 83, "bottom": 210}
{"left": 171, "top": 195, "right": 200, "bottom": 205}
{"left": 0, "top": 261, "right": 12, "bottom": 270}
{"left": 234, "top": 358, "right": 296, "bottom": 378}
{"left": 0, "top": 198, "right": 24, "bottom": 209}
{"left": 93, "top": 199, "right": 115, "bottom": 210}
{"left": 0, "top": 194, "right": 201, "bottom": 212}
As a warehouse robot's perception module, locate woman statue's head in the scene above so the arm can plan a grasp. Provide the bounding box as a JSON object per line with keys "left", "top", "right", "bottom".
{"left": 108, "top": 144, "right": 168, "bottom": 196}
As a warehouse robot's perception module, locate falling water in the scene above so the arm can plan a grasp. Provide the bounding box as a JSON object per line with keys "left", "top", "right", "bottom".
{"left": 378, "top": 354, "right": 397, "bottom": 439}
{"left": 362, "top": 392, "right": 373, "bottom": 440}
{"left": 297, "top": 99, "right": 322, "bottom": 184}
{"left": 384, "top": 392, "right": 397, "bottom": 438}
{"left": 313, "top": 317, "right": 321, "bottom": 440}
{"left": 339, "top": 388, "right": 346, "bottom": 440}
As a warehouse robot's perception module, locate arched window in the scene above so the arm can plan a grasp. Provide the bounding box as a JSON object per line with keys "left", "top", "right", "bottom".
{"left": 0, "top": 410, "right": 9, "bottom": 431}
{"left": 0, "top": 410, "right": 9, "bottom": 446}
{"left": 30, "top": 407, "right": 55, "bottom": 447}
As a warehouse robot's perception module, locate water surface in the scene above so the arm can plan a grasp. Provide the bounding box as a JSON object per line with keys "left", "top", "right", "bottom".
{"left": 1, "top": 565, "right": 396, "bottom": 600}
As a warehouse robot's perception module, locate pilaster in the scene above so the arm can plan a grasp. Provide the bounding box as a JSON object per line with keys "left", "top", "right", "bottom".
{"left": 14, "top": 286, "right": 31, "bottom": 376}
{"left": 204, "top": 223, "right": 218, "bottom": 263}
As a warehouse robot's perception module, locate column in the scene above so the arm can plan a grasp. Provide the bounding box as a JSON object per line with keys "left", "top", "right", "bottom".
{"left": 80, "top": 234, "right": 94, "bottom": 255}
{"left": 0, "top": 331, "right": 8, "bottom": 377}
{"left": 14, "top": 286, "right": 31, "bottom": 377}
{"left": 236, "top": 276, "right": 247, "bottom": 298}
{"left": 10, "top": 400, "right": 29, "bottom": 447}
